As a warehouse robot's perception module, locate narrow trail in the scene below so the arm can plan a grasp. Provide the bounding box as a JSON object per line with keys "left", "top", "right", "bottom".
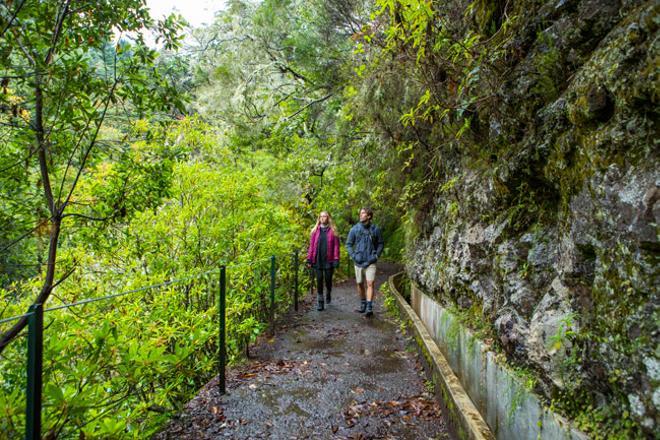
{"left": 155, "top": 263, "right": 452, "bottom": 440}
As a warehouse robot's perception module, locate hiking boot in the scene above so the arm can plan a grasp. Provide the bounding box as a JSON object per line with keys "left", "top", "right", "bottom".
{"left": 365, "top": 301, "right": 373, "bottom": 318}
{"left": 317, "top": 294, "right": 325, "bottom": 311}
{"left": 355, "top": 300, "right": 366, "bottom": 313}
{"left": 325, "top": 291, "right": 331, "bottom": 304}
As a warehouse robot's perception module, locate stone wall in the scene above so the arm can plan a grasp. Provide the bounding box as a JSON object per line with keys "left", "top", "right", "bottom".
{"left": 405, "top": 0, "right": 658, "bottom": 436}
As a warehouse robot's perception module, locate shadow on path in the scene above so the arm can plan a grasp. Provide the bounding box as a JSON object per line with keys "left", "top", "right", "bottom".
{"left": 155, "top": 263, "right": 452, "bottom": 440}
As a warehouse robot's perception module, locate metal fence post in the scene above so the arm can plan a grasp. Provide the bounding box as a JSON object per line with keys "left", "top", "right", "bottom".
{"left": 26, "top": 303, "right": 43, "bottom": 440}
{"left": 293, "top": 251, "right": 299, "bottom": 312}
{"left": 218, "top": 266, "right": 226, "bottom": 394}
{"left": 270, "top": 256, "right": 276, "bottom": 330}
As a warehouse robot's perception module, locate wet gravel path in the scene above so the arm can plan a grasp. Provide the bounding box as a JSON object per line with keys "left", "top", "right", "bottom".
{"left": 155, "top": 263, "right": 452, "bottom": 440}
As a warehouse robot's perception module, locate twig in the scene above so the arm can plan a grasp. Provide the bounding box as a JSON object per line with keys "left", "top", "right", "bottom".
{"left": 283, "top": 94, "right": 333, "bottom": 120}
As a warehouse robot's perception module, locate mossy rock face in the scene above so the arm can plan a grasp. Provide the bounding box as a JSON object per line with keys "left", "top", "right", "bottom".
{"left": 405, "top": 0, "right": 658, "bottom": 436}
{"left": 568, "top": 85, "right": 616, "bottom": 126}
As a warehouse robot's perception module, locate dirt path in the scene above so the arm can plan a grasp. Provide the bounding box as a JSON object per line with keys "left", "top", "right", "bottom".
{"left": 155, "top": 263, "right": 452, "bottom": 440}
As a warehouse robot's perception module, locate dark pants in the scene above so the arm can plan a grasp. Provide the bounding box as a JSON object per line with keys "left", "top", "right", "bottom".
{"left": 315, "top": 267, "right": 334, "bottom": 299}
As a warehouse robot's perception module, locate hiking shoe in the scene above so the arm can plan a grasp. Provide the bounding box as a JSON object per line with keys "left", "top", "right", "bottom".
{"left": 326, "top": 292, "right": 331, "bottom": 304}
{"left": 317, "top": 301, "right": 325, "bottom": 311}
{"left": 365, "top": 301, "right": 373, "bottom": 317}
{"left": 355, "top": 300, "right": 366, "bottom": 313}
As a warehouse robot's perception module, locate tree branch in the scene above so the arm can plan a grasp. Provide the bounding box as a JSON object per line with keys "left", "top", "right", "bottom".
{"left": 44, "top": 0, "right": 71, "bottom": 65}
{"left": 61, "top": 212, "right": 112, "bottom": 222}
{"left": 0, "top": 217, "right": 51, "bottom": 254}
{"left": 283, "top": 94, "right": 332, "bottom": 120}
{"left": 61, "top": 78, "right": 120, "bottom": 213}
{"left": 0, "top": 148, "right": 36, "bottom": 174}
{"left": 0, "top": 0, "right": 27, "bottom": 39}
{"left": 52, "top": 262, "right": 77, "bottom": 289}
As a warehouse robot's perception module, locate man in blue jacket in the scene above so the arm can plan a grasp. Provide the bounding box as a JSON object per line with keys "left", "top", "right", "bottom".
{"left": 346, "top": 207, "right": 384, "bottom": 317}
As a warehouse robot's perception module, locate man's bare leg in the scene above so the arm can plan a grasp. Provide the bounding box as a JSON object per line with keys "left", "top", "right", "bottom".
{"left": 356, "top": 281, "right": 367, "bottom": 313}
{"left": 366, "top": 280, "right": 375, "bottom": 301}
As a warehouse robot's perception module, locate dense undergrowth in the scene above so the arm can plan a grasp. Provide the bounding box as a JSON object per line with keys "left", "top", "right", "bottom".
{"left": 0, "top": 117, "right": 318, "bottom": 437}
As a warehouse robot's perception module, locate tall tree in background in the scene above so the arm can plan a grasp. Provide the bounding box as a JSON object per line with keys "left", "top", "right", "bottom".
{"left": 188, "top": 0, "right": 387, "bottom": 226}
{"left": 190, "top": 0, "right": 357, "bottom": 131}
{"left": 0, "top": 0, "right": 184, "bottom": 353}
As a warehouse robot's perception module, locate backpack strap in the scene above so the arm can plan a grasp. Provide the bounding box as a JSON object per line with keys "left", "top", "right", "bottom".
{"left": 366, "top": 225, "right": 377, "bottom": 249}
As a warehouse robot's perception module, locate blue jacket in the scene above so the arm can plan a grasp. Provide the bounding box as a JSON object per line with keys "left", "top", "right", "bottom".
{"left": 346, "top": 222, "right": 384, "bottom": 268}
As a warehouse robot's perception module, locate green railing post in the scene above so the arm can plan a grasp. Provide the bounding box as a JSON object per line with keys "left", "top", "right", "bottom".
{"left": 26, "top": 303, "right": 43, "bottom": 440}
{"left": 270, "top": 255, "right": 276, "bottom": 330}
{"left": 218, "top": 266, "right": 226, "bottom": 394}
{"left": 293, "top": 251, "right": 299, "bottom": 312}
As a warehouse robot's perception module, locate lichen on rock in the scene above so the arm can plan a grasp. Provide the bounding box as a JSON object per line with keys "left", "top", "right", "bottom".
{"left": 403, "top": 0, "right": 659, "bottom": 436}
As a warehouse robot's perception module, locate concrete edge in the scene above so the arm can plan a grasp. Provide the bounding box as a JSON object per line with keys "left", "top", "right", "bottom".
{"left": 387, "top": 273, "right": 495, "bottom": 440}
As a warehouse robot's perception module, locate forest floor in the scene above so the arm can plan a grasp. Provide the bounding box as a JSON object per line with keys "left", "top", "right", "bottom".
{"left": 154, "top": 263, "right": 452, "bottom": 440}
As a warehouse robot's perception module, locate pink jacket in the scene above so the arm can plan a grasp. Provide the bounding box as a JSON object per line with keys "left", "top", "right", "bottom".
{"left": 306, "top": 227, "right": 340, "bottom": 264}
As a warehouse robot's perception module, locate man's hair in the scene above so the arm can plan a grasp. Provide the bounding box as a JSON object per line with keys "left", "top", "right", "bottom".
{"left": 360, "top": 207, "right": 373, "bottom": 220}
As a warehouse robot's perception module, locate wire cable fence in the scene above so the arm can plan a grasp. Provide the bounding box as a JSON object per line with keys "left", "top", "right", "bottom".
{"left": 0, "top": 250, "right": 311, "bottom": 440}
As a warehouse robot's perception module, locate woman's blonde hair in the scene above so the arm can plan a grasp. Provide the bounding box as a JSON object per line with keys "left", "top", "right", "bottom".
{"left": 312, "top": 211, "right": 338, "bottom": 234}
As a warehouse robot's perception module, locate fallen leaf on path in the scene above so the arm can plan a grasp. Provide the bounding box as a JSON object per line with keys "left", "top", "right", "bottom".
{"left": 238, "top": 372, "right": 257, "bottom": 379}
{"left": 342, "top": 396, "right": 441, "bottom": 427}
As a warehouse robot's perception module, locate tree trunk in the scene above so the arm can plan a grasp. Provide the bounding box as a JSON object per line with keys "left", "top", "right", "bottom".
{"left": 0, "top": 77, "right": 60, "bottom": 355}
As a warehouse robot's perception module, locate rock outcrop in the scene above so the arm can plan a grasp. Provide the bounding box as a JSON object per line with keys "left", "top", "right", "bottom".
{"left": 405, "top": 0, "right": 658, "bottom": 435}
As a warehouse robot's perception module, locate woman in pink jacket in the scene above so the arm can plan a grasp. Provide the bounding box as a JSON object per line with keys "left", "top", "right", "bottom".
{"left": 306, "top": 211, "right": 340, "bottom": 311}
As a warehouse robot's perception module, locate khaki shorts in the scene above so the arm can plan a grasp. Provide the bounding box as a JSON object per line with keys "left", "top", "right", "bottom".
{"left": 355, "top": 264, "right": 377, "bottom": 284}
